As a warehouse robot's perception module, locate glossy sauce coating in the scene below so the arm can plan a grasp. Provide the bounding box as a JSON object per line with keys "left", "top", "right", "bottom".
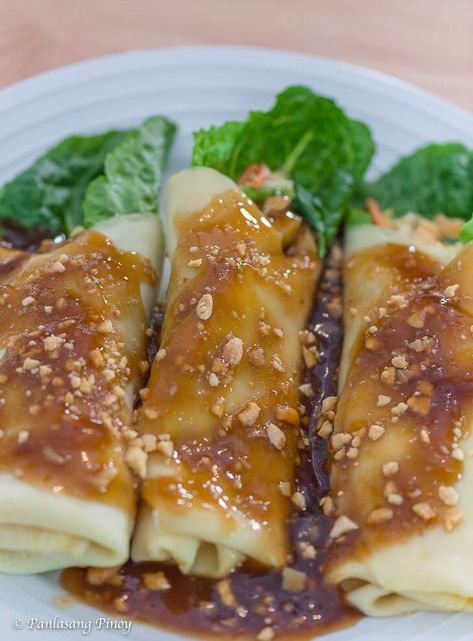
{"left": 0, "top": 230, "right": 155, "bottom": 509}
{"left": 62, "top": 242, "right": 360, "bottom": 639}
{"left": 330, "top": 242, "right": 472, "bottom": 558}
{"left": 137, "top": 190, "right": 319, "bottom": 568}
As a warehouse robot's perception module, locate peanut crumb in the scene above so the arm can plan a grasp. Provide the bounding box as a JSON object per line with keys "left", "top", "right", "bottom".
{"left": 302, "top": 345, "right": 318, "bottom": 368}
{"left": 382, "top": 461, "right": 399, "bottom": 477}
{"left": 331, "top": 432, "right": 352, "bottom": 450}
{"left": 271, "top": 354, "right": 285, "bottom": 372}
{"left": 90, "top": 349, "right": 104, "bottom": 367}
{"left": 276, "top": 405, "right": 299, "bottom": 425}
{"left": 216, "top": 579, "right": 237, "bottom": 608}
{"left": 144, "top": 407, "right": 158, "bottom": 420}
{"left": 142, "top": 434, "right": 157, "bottom": 452}
{"left": 267, "top": 423, "right": 286, "bottom": 450}
{"left": 321, "top": 495, "right": 334, "bottom": 515}
{"left": 222, "top": 336, "right": 243, "bottom": 365}
{"left": 322, "top": 396, "right": 338, "bottom": 413}
{"left": 257, "top": 627, "right": 275, "bottom": 641}
{"left": 237, "top": 401, "right": 260, "bottom": 427}
{"left": 443, "top": 507, "right": 463, "bottom": 532}
{"left": 380, "top": 366, "right": 396, "bottom": 386}
{"left": 444, "top": 284, "right": 459, "bottom": 298}
{"left": 392, "top": 354, "right": 408, "bottom": 369}
{"left": 407, "top": 310, "right": 425, "bottom": 328}
{"left": 248, "top": 347, "right": 265, "bottom": 367}
{"left": 452, "top": 447, "right": 464, "bottom": 461}
{"left": 412, "top": 502, "right": 436, "bottom": 520}
{"left": 196, "top": 293, "right": 213, "bottom": 320}
{"left": 282, "top": 567, "right": 306, "bottom": 592}
{"left": 125, "top": 446, "right": 147, "bottom": 478}
{"left": 23, "top": 357, "right": 40, "bottom": 371}
{"left": 86, "top": 566, "right": 121, "bottom": 586}
{"left": 377, "top": 395, "right": 391, "bottom": 407}
{"left": 279, "top": 481, "right": 291, "bottom": 497}
{"left": 98, "top": 320, "right": 113, "bottom": 334}
{"left": 299, "top": 542, "right": 317, "bottom": 560}
{"left": 368, "top": 424, "right": 386, "bottom": 441}
{"left": 438, "top": 485, "right": 459, "bottom": 506}
{"left": 407, "top": 394, "right": 431, "bottom": 416}
{"left": 299, "top": 383, "right": 314, "bottom": 398}
{"left": 143, "top": 572, "right": 171, "bottom": 591}
{"left": 391, "top": 402, "right": 408, "bottom": 416}
{"left": 420, "top": 428, "right": 430, "bottom": 444}
{"left": 366, "top": 507, "right": 393, "bottom": 525}
{"left": 156, "top": 439, "right": 174, "bottom": 458}
{"left": 317, "top": 420, "right": 333, "bottom": 439}
{"left": 50, "top": 260, "right": 66, "bottom": 274}
{"left": 208, "top": 372, "right": 220, "bottom": 387}
{"left": 329, "top": 515, "right": 358, "bottom": 538}
{"left": 291, "top": 491, "right": 306, "bottom": 510}
{"left": 346, "top": 447, "right": 359, "bottom": 459}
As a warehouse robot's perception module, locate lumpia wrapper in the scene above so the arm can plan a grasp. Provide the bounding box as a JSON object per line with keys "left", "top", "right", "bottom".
{"left": 327, "top": 222, "right": 473, "bottom": 615}
{"left": 132, "top": 168, "right": 319, "bottom": 577}
{"left": 0, "top": 213, "right": 163, "bottom": 573}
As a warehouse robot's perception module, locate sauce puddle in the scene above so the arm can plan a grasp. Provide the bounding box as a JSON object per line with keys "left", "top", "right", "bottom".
{"left": 62, "top": 241, "right": 360, "bottom": 639}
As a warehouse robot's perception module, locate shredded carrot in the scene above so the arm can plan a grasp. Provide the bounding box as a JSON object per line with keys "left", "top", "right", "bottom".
{"left": 237, "top": 164, "right": 270, "bottom": 188}
{"left": 366, "top": 198, "right": 389, "bottom": 227}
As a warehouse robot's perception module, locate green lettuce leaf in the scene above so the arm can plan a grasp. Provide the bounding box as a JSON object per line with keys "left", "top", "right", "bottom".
{"left": 0, "top": 131, "right": 129, "bottom": 234}
{"left": 192, "top": 86, "right": 375, "bottom": 256}
{"left": 364, "top": 143, "right": 473, "bottom": 219}
{"left": 83, "top": 116, "right": 177, "bottom": 227}
{"left": 345, "top": 207, "right": 372, "bottom": 227}
{"left": 242, "top": 183, "right": 294, "bottom": 202}
{"left": 460, "top": 216, "right": 473, "bottom": 244}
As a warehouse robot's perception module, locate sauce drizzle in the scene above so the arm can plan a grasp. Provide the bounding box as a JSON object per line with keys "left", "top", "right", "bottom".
{"left": 62, "top": 241, "right": 359, "bottom": 639}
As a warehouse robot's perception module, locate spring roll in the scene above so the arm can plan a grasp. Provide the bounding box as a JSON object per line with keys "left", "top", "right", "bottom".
{"left": 131, "top": 167, "right": 320, "bottom": 577}
{"left": 0, "top": 213, "right": 163, "bottom": 573}
{"left": 326, "top": 214, "right": 473, "bottom": 615}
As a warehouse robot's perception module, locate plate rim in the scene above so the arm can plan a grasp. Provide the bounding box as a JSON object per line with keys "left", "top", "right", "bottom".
{"left": 0, "top": 45, "right": 472, "bottom": 125}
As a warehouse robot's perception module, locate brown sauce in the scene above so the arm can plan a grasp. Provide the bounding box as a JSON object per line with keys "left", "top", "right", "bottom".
{"left": 137, "top": 191, "right": 320, "bottom": 571}
{"left": 330, "top": 242, "right": 473, "bottom": 560}
{"left": 62, "top": 241, "right": 359, "bottom": 639}
{"left": 1, "top": 219, "right": 357, "bottom": 637}
{"left": 0, "top": 229, "right": 155, "bottom": 510}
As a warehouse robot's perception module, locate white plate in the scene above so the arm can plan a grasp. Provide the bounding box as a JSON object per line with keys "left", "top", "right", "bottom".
{"left": 0, "top": 46, "right": 473, "bottom": 641}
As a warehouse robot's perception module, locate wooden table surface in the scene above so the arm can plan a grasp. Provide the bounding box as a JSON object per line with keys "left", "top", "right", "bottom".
{"left": 1, "top": 0, "right": 472, "bottom": 110}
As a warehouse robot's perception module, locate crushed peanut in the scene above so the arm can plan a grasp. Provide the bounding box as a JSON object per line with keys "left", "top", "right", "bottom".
{"left": 382, "top": 461, "right": 399, "bottom": 477}
{"left": 412, "top": 502, "right": 436, "bottom": 520}
{"left": 267, "top": 423, "right": 286, "bottom": 450}
{"left": 368, "top": 424, "right": 386, "bottom": 441}
{"left": 377, "top": 395, "right": 391, "bottom": 407}
{"left": 281, "top": 567, "right": 306, "bottom": 592}
{"left": 366, "top": 507, "right": 393, "bottom": 525}
{"left": 438, "top": 485, "right": 459, "bottom": 506}
{"left": 222, "top": 336, "right": 243, "bottom": 366}
{"left": 143, "top": 572, "right": 171, "bottom": 591}
{"left": 444, "top": 284, "right": 459, "bottom": 298}
{"left": 392, "top": 354, "right": 408, "bottom": 369}
{"left": 216, "top": 579, "right": 237, "bottom": 608}
{"left": 237, "top": 401, "right": 260, "bottom": 427}
{"left": 329, "top": 515, "right": 358, "bottom": 538}
{"left": 196, "top": 293, "right": 213, "bottom": 320}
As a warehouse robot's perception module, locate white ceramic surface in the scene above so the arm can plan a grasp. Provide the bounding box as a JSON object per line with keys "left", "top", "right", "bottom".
{"left": 0, "top": 46, "right": 473, "bottom": 641}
